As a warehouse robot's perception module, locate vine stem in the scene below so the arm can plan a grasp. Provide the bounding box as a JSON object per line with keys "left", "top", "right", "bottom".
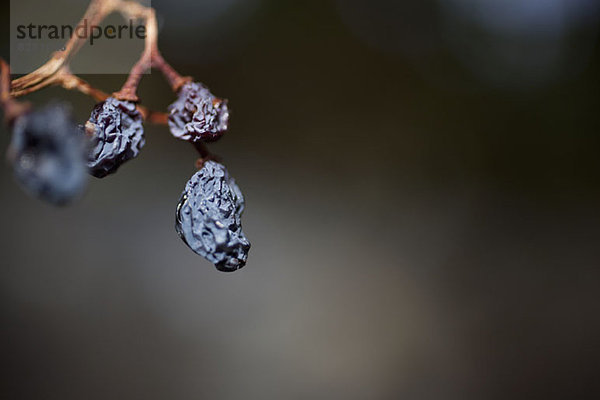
{"left": 11, "top": 0, "right": 114, "bottom": 94}
{"left": 0, "top": 59, "right": 30, "bottom": 124}
{"left": 193, "top": 141, "right": 221, "bottom": 169}
{"left": 112, "top": 3, "right": 191, "bottom": 101}
{"left": 7, "top": 0, "right": 188, "bottom": 122}
{"left": 3, "top": 0, "right": 208, "bottom": 162}
{"left": 58, "top": 68, "right": 168, "bottom": 123}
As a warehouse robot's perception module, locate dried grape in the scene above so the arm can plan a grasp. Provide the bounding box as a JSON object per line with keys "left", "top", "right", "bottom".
{"left": 176, "top": 161, "right": 250, "bottom": 271}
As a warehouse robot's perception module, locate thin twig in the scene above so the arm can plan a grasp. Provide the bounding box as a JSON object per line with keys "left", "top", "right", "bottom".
{"left": 10, "top": 0, "right": 187, "bottom": 103}
{"left": 59, "top": 69, "right": 169, "bottom": 124}
{"left": 6, "top": 0, "right": 180, "bottom": 124}
{"left": 0, "top": 59, "right": 30, "bottom": 123}
{"left": 11, "top": 0, "right": 117, "bottom": 93}
{"left": 193, "top": 141, "right": 220, "bottom": 168}
{"left": 113, "top": 2, "right": 190, "bottom": 100}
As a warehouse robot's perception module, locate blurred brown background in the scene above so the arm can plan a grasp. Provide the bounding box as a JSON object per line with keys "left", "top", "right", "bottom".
{"left": 1, "top": 0, "right": 599, "bottom": 399}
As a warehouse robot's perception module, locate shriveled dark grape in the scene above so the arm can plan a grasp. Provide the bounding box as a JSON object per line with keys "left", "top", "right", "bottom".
{"left": 8, "top": 103, "right": 88, "bottom": 205}
{"left": 168, "top": 82, "right": 229, "bottom": 143}
{"left": 176, "top": 161, "right": 250, "bottom": 272}
{"left": 86, "top": 97, "right": 144, "bottom": 178}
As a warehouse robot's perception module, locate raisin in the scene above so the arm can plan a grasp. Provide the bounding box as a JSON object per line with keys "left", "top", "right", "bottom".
{"left": 175, "top": 161, "right": 250, "bottom": 272}
{"left": 9, "top": 103, "right": 88, "bottom": 205}
{"left": 86, "top": 97, "right": 145, "bottom": 178}
{"left": 167, "top": 82, "right": 229, "bottom": 143}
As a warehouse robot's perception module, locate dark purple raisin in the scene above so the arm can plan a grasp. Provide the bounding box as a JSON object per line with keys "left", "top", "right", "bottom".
{"left": 175, "top": 161, "right": 250, "bottom": 272}
{"left": 86, "top": 97, "right": 144, "bottom": 178}
{"left": 8, "top": 103, "right": 88, "bottom": 205}
{"left": 167, "top": 82, "right": 229, "bottom": 143}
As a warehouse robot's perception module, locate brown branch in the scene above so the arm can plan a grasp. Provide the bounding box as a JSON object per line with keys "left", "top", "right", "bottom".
{"left": 10, "top": 65, "right": 168, "bottom": 124}
{"left": 59, "top": 69, "right": 169, "bottom": 124}
{"left": 113, "top": 2, "right": 190, "bottom": 101}
{"left": 11, "top": 0, "right": 118, "bottom": 93}
{"left": 10, "top": 0, "right": 188, "bottom": 105}
{"left": 152, "top": 52, "right": 192, "bottom": 93}
{"left": 0, "top": 59, "right": 30, "bottom": 124}
{"left": 193, "top": 141, "right": 221, "bottom": 169}
{"left": 0, "top": 59, "right": 13, "bottom": 105}
{"left": 112, "top": 1, "right": 156, "bottom": 101}
{"left": 57, "top": 69, "right": 110, "bottom": 102}
{"left": 5, "top": 0, "right": 178, "bottom": 125}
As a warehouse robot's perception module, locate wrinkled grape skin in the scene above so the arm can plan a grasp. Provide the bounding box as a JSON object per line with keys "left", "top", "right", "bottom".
{"left": 176, "top": 161, "right": 250, "bottom": 272}
{"left": 167, "top": 82, "right": 229, "bottom": 143}
{"left": 86, "top": 97, "right": 145, "bottom": 178}
{"left": 9, "top": 103, "right": 88, "bottom": 205}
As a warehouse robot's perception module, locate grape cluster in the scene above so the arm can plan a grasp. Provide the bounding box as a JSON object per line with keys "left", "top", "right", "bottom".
{"left": 85, "top": 97, "right": 145, "bottom": 178}
{"left": 8, "top": 103, "right": 88, "bottom": 205}
{"left": 2, "top": 1, "right": 251, "bottom": 271}
{"left": 176, "top": 161, "right": 250, "bottom": 272}
{"left": 168, "top": 82, "right": 229, "bottom": 143}
{"left": 4, "top": 83, "right": 249, "bottom": 269}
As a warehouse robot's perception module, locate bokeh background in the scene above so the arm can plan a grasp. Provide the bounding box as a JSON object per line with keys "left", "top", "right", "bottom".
{"left": 1, "top": 0, "right": 600, "bottom": 399}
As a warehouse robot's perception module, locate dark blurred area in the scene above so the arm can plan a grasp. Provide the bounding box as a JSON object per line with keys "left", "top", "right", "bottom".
{"left": 1, "top": 0, "right": 600, "bottom": 399}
